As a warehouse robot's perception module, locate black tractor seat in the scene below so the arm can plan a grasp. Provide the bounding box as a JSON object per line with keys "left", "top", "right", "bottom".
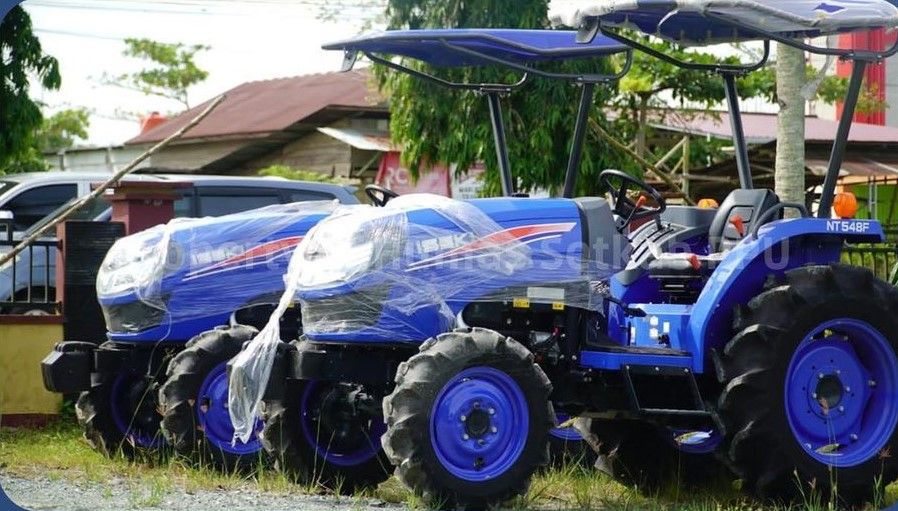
{"left": 647, "top": 189, "right": 780, "bottom": 276}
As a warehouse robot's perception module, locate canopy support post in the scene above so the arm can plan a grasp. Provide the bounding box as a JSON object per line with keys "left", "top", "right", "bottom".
{"left": 723, "top": 72, "right": 753, "bottom": 190}
{"left": 818, "top": 59, "right": 868, "bottom": 219}
{"left": 563, "top": 82, "right": 595, "bottom": 198}
{"left": 486, "top": 92, "right": 515, "bottom": 197}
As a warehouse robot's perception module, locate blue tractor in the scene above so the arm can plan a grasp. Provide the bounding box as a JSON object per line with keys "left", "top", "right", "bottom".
{"left": 250, "top": 2, "right": 898, "bottom": 507}
{"left": 41, "top": 199, "right": 358, "bottom": 467}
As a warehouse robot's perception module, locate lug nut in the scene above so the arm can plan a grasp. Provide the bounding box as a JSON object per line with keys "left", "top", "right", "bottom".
{"left": 845, "top": 386, "right": 851, "bottom": 393}
{"left": 460, "top": 415, "right": 467, "bottom": 422}
{"left": 819, "top": 373, "right": 825, "bottom": 379}
{"left": 812, "top": 393, "right": 818, "bottom": 399}
{"left": 850, "top": 434, "right": 859, "bottom": 442}
{"left": 463, "top": 434, "right": 469, "bottom": 440}
{"left": 838, "top": 406, "right": 845, "bottom": 412}
{"left": 473, "top": 402, "right": 480, "bottom": 409}
{"left": 488, "top": 408, "right": 495, "bottom": 415}
{"left": 491, "top": 426, "right": 497, "bottom": 433}
{"left": 477, "top": 439, "right": 485, "bottom": 446}
{"left": 869, "top": 380, "right": 877, "bottom": 387}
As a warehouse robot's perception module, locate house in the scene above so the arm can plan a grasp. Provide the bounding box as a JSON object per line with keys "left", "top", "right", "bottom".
{"left": 124, "top": 69, "right": 390, "bottom": 179}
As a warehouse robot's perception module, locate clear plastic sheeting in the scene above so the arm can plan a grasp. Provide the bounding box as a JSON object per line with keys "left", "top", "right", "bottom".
{"left": 227, "top": 194, "right": 628, "bottom": 442}
{"left": 294, "top": 193, "right": 628, "bottom": 341}
{"left": 95, "top": 201, "right": 341, "bottom": 335}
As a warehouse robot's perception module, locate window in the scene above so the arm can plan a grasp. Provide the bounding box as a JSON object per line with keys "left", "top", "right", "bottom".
{"left": 3, "top": 184, "right": 78, "bottom": 231}
{"left": 197, "top": 188, "right": 281, "bottom": 217}
{"left": 288, "top": 190, "right": 336, "bottom": 203}
{"left": 173, "top": 189, "right": 197, "bottom": 218}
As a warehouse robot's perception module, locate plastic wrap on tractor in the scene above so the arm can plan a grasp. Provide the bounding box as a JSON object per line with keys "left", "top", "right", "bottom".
{"left": 96, "top": 201, "right": 340, "bottom": 335}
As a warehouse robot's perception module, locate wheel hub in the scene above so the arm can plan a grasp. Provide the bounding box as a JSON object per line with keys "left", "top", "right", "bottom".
{"left": 465, "top": 407, "right": 492, "bottom": 438}
{"left": 430, "top": 366, "right": 530, "bottom": 482}
{"left": 196, "top": 362, "right": 263, "bottom": 455}
{"left": 785, "top": 319, "right": 898, "bottom": 467}
{"left": 299, "top": 382, "right": 386, "bottom": 467}
{"left": 110, "top": 373, "right": 164, "bottom": 449}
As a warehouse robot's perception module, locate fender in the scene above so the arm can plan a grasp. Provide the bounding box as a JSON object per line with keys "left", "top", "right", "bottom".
{"left": 687, "top": 218, "right": 884, "bottom": 371}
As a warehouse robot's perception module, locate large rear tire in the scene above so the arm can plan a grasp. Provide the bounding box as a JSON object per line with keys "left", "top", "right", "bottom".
{"left": 382, "top": 328, "right": 553, "bottom": 509}
{"left": 159, "top": 325, "right": 265, "bottom": 470}
{"left": 260, "top": 340, "right": 392, "bottom": 494}
{"left": 714, "top": 264, "right": 898, "bottom": 505}
{"left": 575, "top": 418, "right": 726, "bottom": 493}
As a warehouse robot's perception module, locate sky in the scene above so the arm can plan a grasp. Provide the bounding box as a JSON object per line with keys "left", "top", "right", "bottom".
{"left": 23, "top": 0, "right": 382, "bottom": 146}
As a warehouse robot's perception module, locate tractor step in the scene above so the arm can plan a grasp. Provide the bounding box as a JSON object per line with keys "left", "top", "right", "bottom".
{"left": 622, "top": 364, "right": 710, "bottom": 418}
{"left": 579, "top": 344, "right": 693, "bottom": 370}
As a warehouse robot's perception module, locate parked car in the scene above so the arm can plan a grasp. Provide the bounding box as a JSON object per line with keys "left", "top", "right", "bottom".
{"left": 0, "top": 173, "right": 358, "bottom": 313}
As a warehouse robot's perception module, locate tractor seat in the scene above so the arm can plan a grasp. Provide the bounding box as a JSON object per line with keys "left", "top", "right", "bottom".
{"left": 646, "top": 189, "right": 780, "bottom": 277}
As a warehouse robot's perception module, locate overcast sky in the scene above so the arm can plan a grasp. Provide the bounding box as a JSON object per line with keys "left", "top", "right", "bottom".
{"left": 23, "top": 0, "right": 381, "bottom": 146}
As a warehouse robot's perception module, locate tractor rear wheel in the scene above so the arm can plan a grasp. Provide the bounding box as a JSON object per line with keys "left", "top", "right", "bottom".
{"left": 260, "top": 340, "right": 392, "bottom": 494}
{"left": 159, "top": 325, "right": 265, "bottom": 470}
{"left": 76, "top": 366, "right": 165, "bottom": 460}
{"left": 382, "top": 328, "right": 553, "bottom": 509}
{"left": 575, "top": 418, "right": 726, "bottom": 492}
{"left": 715, "top": 264, "right": 898, "bottom": 506}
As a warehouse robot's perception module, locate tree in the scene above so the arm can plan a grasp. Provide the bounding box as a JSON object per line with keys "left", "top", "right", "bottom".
{"left": 381, "top": 0, "right": 628, "bottom": 197}
{"left": 37, "top": 108, "right": 90, "bottom": 153}
{"left": 775, "top": 44, "right": 808, "bottom": 213}
{"left": 0, "top": 6, "right": 61, "bottom": 173}
{"left": 258, "top": 164, "right": 344, "bottom": 184}
{"left": 110, "top": 38, "right": 210, "bottom": 109}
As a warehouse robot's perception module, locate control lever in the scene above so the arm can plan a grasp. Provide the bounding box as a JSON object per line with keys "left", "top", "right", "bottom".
{"left": 603, "top": 294, "right": 647, "bottom": 317}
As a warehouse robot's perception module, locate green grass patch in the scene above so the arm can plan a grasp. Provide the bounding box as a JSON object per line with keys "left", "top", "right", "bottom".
{"left": 2, "top": 421, "right": 898, "bottom": 510}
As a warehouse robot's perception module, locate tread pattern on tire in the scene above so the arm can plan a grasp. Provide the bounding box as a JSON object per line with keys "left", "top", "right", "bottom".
{"left": 382, "top": 327, "right": 554, "bottom": 509}
{"left": 714, "top": 264, "right": 898, "bottom": 505}
{"left": 159, "top": 324, "right": 260, "bottom": 470}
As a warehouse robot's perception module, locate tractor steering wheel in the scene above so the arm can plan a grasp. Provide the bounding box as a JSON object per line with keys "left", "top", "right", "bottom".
{"left": 599, "top": 169, "right": 666, "bottom": 232}
{"left": 365, "top": 184, "right": 399, "bottom": 207}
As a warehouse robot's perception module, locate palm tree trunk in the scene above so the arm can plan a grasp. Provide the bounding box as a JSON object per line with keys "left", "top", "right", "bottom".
{"left": 775, "top": 43, "right": 807, "bottom": 217}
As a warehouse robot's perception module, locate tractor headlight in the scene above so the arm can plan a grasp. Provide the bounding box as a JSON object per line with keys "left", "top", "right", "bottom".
{"left": 296, "top": 211, "right": 403, "bottom": 289}
{"left": 96, "top": 228, "right": 168, "bottom": 297}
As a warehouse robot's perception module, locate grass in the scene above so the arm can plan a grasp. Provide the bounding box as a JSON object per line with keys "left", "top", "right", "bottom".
{"left": 2, "top": 421, "right": 897, "bottom": 510}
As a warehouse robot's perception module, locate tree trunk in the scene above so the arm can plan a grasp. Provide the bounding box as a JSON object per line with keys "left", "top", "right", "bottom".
{"left": 775, "top": 43, "right": 806, "bottom": 217}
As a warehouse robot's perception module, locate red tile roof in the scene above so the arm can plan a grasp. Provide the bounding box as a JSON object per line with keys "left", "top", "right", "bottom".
{"left": 126, "top": 69, "right": 384, "bottom": 145}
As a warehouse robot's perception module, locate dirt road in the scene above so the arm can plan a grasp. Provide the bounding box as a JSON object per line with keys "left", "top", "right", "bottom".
{"left": 1, "top": 474, "right": 404, "bottom": 511}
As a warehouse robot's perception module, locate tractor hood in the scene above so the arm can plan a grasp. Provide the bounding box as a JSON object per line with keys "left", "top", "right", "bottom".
{"left": 293, "top": 194, "right": 627, "bottom": 341}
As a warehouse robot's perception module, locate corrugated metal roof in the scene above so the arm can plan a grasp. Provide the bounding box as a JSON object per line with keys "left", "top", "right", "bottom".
{"left": 653, "top": 111, "right": 898, "bottom": 144}
{"left": 316, "top": 127, "right": 396, "bottom": 151}
{"left": 126, "top": 69, "right": 384, "bottom": 145}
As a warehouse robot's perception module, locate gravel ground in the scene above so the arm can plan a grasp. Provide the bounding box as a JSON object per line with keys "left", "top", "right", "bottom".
{"left": 0, "top": 474, "right": 405, "bottom": 511}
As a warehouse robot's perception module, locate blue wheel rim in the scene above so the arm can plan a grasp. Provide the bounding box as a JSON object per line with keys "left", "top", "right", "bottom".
{"left": 430, "top": 366, "right": 529, "bottom": 482}
{"left": 785, "top": 318, "right": 898, "bottom": 467}
{"left": 196, "top": 363, "right": 263, "bottom": 455}
{"left": 550, "top": 413, "right": 583, "bottom": 442}
{"left": 109, "top": 373, "right": 164, "bottom": 449}
{"left": 299, "top": 381, "right": 386, "bottom": 467}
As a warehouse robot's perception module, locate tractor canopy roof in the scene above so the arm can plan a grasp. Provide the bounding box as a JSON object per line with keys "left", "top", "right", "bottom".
{"left": 323, "top": 28, "right": 629, "bottom": 67}
{"left": 550, "top": 0, "right": 898, "bottom": 45}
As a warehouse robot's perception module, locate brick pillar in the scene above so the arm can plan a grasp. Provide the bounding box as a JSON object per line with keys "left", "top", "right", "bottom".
{"left": 101, "top": 181, "right": 190, "bottom": 235}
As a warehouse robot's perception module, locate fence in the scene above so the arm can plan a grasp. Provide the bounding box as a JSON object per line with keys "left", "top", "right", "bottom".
{"left": 842, "top": 243, "right": 898, "bottom": 283}
{"left": 0, "top": 219, "right": 60, "bottom": 314}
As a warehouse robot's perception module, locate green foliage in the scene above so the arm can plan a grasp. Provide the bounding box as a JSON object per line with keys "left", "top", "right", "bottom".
{"left": 37, "top": 108, "right": 90, "bottom": 153}
{"left": 258, "top": 164, "right": 341, "bottom": 184}
{"left": 113, "top": 38, "right": 210, "bottom": 109}
{"left": 380, "top": 0, "right": 628, "bottom": 197}
{"left": 0, "top": 6, "right": 61, "bottom": 174}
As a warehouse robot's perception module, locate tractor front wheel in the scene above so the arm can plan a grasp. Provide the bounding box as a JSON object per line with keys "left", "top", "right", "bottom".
{"left": 159, "top": 325, "right": 265, "bottom": 470}
{"left": 715, "top": 264, "right": 898, "bottom": 505}
{"left": 382, "top": 328, "right": 553, "bottom": 509}
{"left": 76, "top": 366, "right": 165, "bottom": 459}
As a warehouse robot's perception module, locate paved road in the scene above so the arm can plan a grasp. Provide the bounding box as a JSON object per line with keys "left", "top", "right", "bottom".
{"left": 1, "top": 474, "right": 404, "bottom": 511}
